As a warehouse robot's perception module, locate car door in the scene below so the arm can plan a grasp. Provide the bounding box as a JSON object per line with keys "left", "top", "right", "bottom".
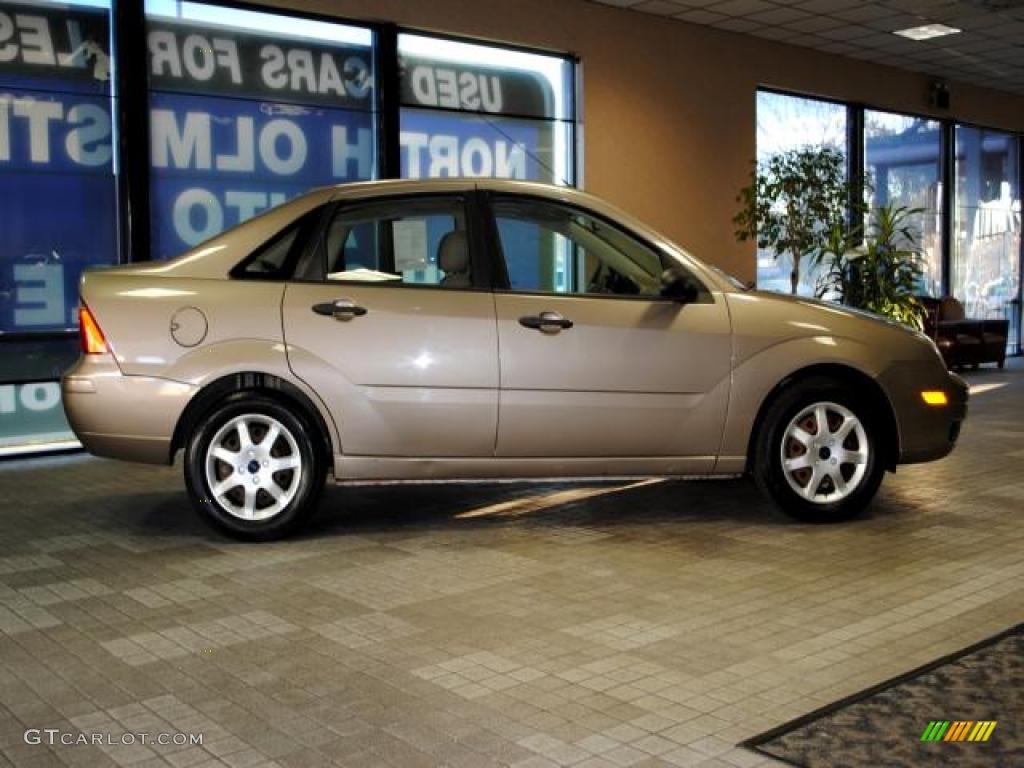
{"left": 488, "top": 195, "right": 732, "bottom": 465}
{"left": 282, "top": 193, "right": 499, "bottom": 458}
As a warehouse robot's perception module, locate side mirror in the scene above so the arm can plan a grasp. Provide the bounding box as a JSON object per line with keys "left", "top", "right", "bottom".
{"left": 661, "top": 267, "right": 700, "bottom": 304}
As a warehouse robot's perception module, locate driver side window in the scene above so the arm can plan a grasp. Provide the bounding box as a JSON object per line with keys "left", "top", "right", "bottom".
{"left": 492, "top": 198, "right": 670, "bottom": 298}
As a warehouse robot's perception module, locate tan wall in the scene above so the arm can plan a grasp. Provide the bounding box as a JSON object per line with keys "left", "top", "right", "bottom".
{"left": 255, "top": 0, "right": 1024, "bottom": 282}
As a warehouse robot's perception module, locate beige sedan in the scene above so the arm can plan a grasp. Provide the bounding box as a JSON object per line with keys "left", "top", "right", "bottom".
{"left": 63, "top": 179, "right": 967, "bottom": 539}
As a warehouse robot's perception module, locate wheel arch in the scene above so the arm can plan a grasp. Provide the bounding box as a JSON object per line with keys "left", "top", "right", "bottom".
{"left": 746, "top": 363, "right": 900, "bottom": 472}
{"left": 170, "top": 372, "right": 334, "bottom": 465}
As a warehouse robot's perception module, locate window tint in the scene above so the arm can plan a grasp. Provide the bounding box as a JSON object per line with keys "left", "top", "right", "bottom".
{"left": 320, "top": 198, "right": 470, "bottom": 287}
{"left": 493, "top": 199, "right": 671, "bottom": 298}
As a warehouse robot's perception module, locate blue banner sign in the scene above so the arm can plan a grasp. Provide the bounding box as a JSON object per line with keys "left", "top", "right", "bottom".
{"left": 149, "top": 90, "right": 374, "bottom": 259}
{"left": 145, "top": 11, "right": 377, "bottom": 259}
{"left": 0, "top": 3, "right": 116, "bottom": 334}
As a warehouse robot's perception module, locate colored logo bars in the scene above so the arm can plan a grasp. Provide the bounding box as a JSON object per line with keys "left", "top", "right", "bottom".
{"left": 920, "top": 721, "right": 997, "bottom": 742}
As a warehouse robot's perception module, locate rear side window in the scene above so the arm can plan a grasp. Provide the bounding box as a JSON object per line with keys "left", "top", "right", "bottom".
{"left": 232, "top": 207, "right": 324, "bottom": 280}
{"left": 314, "top": 197, "right": 471, "bottom": 288}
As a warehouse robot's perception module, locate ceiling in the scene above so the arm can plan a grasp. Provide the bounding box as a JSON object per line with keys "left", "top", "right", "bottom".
{"left": 586, "top": 0, "right": 1024, "bottom": 96}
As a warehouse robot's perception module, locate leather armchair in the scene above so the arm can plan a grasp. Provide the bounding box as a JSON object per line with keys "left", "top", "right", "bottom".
{"left": 921, "top": 296, "right": 1008, "bottom": 370}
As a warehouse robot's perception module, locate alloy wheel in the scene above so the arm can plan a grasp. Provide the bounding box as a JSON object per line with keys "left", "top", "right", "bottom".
{"left": 204, "top": 414, "right": 303, "bottom": 521}
{"left": 780, "top": 401, "right": 869, "bottom": 505}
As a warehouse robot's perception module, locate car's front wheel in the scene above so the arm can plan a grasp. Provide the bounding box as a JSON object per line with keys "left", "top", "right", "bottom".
{"left": 754, "top": 378, "right": 885, "bottom": 523}
{"left": 185, "top": 394, "right": 325, "bottom": 540}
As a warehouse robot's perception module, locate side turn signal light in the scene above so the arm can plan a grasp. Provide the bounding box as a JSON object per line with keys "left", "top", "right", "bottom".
{"left": 921, "top": 390, "right": 948, "bottom": 406}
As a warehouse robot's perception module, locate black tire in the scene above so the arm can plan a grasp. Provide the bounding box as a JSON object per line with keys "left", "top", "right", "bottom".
{"left": 184, "top": 392, "right": 325, "bottom": 540}
{"left": 752, "top": 377, "right": 885, "bottom": 523}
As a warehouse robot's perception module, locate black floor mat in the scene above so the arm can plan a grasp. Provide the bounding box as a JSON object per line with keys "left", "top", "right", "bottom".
{"left": 742, "top": 624, "right": 1022, "bottom": 768}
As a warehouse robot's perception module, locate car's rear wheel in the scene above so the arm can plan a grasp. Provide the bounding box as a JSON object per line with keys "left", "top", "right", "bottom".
{"left": 185, "top": 394, "right": 324, "bottom": 540}
{"left": 753, "top": 378, "right": 885, "bottom": 523}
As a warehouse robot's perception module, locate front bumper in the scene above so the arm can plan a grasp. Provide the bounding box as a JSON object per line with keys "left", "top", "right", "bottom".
{"left": 879, "top": 361, "right": 969, "bottom": 465}
{"left": 62, "top": 354, "right": 197, "bottom": 465}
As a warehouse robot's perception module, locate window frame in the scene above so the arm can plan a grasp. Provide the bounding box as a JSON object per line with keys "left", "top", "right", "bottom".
{"left": 480, "top": 192, "right": 712, "bottom": 303}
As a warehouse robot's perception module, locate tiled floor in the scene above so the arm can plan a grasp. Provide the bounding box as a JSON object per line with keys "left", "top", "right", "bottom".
{"left": 1, "top": 361, "right": 1021, "bottom": 768}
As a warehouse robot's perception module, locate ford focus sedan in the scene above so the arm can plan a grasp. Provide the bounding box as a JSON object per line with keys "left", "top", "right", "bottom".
{"left": 63, "top": 179, "right": 967, "bottom": 539}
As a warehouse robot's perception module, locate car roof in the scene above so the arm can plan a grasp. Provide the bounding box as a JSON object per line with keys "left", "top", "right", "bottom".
{"left": 325, "top": 177, "right": 594, "bottom": 204}
{"left": 125, "top": 179, "right": 733, "bottom": 292}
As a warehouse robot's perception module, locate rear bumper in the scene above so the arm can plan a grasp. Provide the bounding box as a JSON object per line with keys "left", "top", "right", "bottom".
{"left": 879, "top": 361, "right": 969, "bottom": 465}
{"left": 62, "top": 354, "right": 197, "bottom": 465}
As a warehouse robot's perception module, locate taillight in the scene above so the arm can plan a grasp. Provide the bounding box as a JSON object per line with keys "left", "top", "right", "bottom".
{"left": 80, "top": 305, "right": 108, "bottom": 355}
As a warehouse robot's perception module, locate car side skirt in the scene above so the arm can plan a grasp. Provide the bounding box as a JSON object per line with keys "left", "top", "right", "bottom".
{"left": 333, "top": 456, "right": 723, "bottom": 482}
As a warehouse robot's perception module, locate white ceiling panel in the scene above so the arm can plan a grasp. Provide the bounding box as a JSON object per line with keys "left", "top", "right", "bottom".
{"left": 586, "top": 0, "right": 1024, "bottom": 95}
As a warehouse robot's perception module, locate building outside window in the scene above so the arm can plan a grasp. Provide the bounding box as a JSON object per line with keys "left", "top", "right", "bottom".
{"left": 144, "top": 0, "right": 377, "bottom": 260}
{"left": 755, "top": 90, "right": 847, "bottom": 295}
{"left": 864, "top": 111, "right": 943, "bottom": 297}
{"left": 759, "top": 90, "right": 1022, "bottom": 355}
{"left": 398, "top": 33, "right": 574, "bottom": 185}
{"left": 0, "top": 0, "right": 117, "bottom": 453}
{"left": 952, "top": 125, "right": 1021, "bottom": 351}
{"left": 398, "top": 33, "right": 575, "bottom": 289}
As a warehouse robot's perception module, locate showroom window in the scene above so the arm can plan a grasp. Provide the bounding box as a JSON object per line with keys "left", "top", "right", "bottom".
{"left": 755, "top": 90, "right": 848, "bottom": 295}
{"left": 397, "top": 33, "right": 575, "bottom": 186}
{"left": 865, "top": 111, "right": 944, "bottom": 297}
{"left": 144, "top": 1, "right": 377, "bottom": 260}
{"left": 397, "top": 34, "right": 575, "bottom": 291}
{"left": 0, "top": 5, "right": 580, "bottom": 456}
{"left": 952, "top": 126, "right": 1021, "bottom": 349}
{"left": 0, "top": 0, "right": 118, "bottom": 453}
{"left": 756, "top": 87, "right": 1022, "bottom": 355}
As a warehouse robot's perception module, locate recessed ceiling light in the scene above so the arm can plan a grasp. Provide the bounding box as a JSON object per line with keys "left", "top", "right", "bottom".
{"left": 893, "top": 23, "right": 963, "bottom": 41}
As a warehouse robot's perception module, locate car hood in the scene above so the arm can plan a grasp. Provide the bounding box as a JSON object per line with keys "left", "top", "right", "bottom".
{"left": 746, "top": 290, "right": 915, "bottom": 333}
{"left": 725, "top": 288, "right": 942, "bottom": 370}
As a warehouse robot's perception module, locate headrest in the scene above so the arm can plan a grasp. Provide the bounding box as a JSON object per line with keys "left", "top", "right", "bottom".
{"left": 438, "top": 230, "right": 469, "bottom": 275}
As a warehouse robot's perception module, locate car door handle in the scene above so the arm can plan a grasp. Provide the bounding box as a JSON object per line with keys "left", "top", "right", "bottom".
{"left": 519, "top": 311, "right": 574, "bottom": 333}
{"left": 312, "top": 299, "right": 367, "bottom": 320}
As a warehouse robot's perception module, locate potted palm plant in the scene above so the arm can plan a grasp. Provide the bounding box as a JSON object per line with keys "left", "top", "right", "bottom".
{"left": 818, "top": 203, "right": 926, "bottom": 329}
